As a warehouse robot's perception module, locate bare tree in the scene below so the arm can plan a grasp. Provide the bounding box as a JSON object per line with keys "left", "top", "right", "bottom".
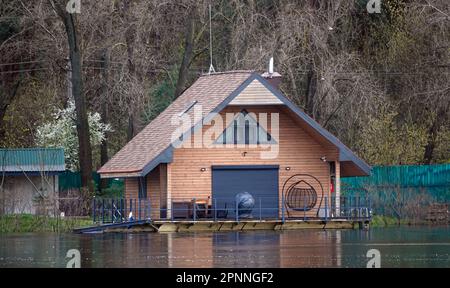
{"left": 49, "top": 0, "right": 93, "bottom": 192}
{"left": 175, "top": 5, "right": 197, "bottom": 98}
{"left": 0, "top": 0, "right": 448, "bottom": 169}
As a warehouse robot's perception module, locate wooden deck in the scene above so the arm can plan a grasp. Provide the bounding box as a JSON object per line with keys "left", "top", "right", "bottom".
{"left": 74, "top": 219, "right": 369, "bottom": 233}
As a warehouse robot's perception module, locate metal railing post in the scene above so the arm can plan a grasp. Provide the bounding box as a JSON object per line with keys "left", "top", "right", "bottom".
{"left": 193, "top": 198, "right": 196, "bottom": 222}
{"left": 138, "top": 198, "right": 141, "bottom": 221}
{"left": 122, "top": 198, "right": 125, "bottom": 222}
{"left": 92, "top": 198, "right": 96, "bottom": 223}
{"left": 116, "top": 198, "right": 122, "bottom": 222}
{"left": 111, "top": 199, "right": 114, "bottom": 223}
{"left": 338, "top": 196, "right": 341, "bottom": 218}
{"left": 116, "top": 198, "right": 119, "bottom": 222}
{"left": 171, "top": 200, "right": 174, "bottom": 222}
{"left": 348, "top": 196, "right": 351, "bottom": 220}
{"left": 130, "top": 198, "right": 133, "bottom": 222}
{"left": 145, "top": 199, "right": 148, "bottom": 219}
{"left": 330, "top": 195, "right": 336, "bottom": 219}
{"left": 114, "top": 198, "right": 117, "bottom": 223}
{"left": 101, "top": 199, "right": 104, "bottom": 224}
{"left": 356, "top": 196, "right": 360, "bottom": 220}
{"left": 134, "top": 199, "right": 137, "bottom": 220}
{"left": 124, "top": 198, "right": 127, "bottom": 221}
{"left": 259, "top": 198, "right": 262, "bottom": 221}
{"left": 325, "top": 197, "right": 328, "bottom": 221}
{"left": 148, "top": 199, "right": 151, "bottom": 220}
{"left": 143, "top": 199, "right": 146, "bottom": 220}
{"left": 118, "top": 198, "right": 121, "bottom": 222}
{"left": 119, "top": 198, "right": 122, "bottom": 221}
{"left": 235, "top": 198, "right": 239, "bottom": 222}
{"left": 282, "top": 195, "right": 285, "bottom": 223}
{"left": 303, "top": 195, "right": 306, "bottom": 221}
{"left": 214, "top": 198, "right": 217, "bottom": 221}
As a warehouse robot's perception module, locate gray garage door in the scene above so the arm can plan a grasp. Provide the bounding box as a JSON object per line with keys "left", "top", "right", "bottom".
{"left": 212, "top": 165, "right": 279, "bottom": 219}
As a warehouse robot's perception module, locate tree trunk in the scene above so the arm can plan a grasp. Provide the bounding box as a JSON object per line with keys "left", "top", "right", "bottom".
{"left": 53, "top": 2, "right": 93, "bottom": 192}
{"left": 423, "top": 109, "right": 445, "bottom": 164}
{"left": 99, "top": 1, "right": 114, "bottom": 191}
{"left": 100, "top": 48, "right": 110, "bottom": 190}
{"left": 0, "top": 80, "right": 21, "bottom": 141}
{"left": 305, "top": 60, "right": 317, "bottom": 118}
{"left": 122, "top": 0, "right": 138, "bottom": 141}
{"left": 174, "top": 7, "right": 196, "bottom": 99}
{"left": 423, "top": 107, "right": 448, "bottom": 164}
{"left": 423, "top": 122, "right": 437, "bottom": 164}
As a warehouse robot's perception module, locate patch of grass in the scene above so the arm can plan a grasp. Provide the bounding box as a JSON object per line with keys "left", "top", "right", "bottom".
{"left": 0, "top": 214, "right": 92, "bottom": 233}
{"left": 370, "top": 215, "right": 411, "bottom": 227}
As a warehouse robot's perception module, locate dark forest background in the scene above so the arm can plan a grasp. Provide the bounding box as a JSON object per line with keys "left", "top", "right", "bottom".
{"left": 0, "top": 0, "right": 448, "bottom": 189}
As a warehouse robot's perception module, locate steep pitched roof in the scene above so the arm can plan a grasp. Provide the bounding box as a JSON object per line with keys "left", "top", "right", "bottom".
{"left": 99, "top": 71, "right": 371, "bottom": 177}
{"left": 251, "top": 73, "right": 371, "bottom": 176}
{"left": 98, "top": 71, "right": 254, "bottom": 177}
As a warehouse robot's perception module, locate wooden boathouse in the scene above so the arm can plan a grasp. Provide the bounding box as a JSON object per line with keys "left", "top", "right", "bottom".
{"left": 88, "top": 70, "right": 372, "bottom": 233}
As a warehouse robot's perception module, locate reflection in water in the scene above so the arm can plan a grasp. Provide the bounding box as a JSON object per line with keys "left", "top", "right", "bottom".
{"left": 0, "top": 227, "right": 448, "bottom": 268}
{"left": 336, "top": 230, "right": 342, "bottom": 267}
{"left": 279, "top": 230, "right": 341, "bottom": 267}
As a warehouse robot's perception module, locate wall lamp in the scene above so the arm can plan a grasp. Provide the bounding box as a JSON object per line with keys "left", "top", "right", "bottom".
{"left": 200, "top": 168, "right": 206, "bottom": 172}
{"left": 285, "top": 167, "right": 291, "bottom": 171}
{"left": 320, "top": 156, "right": 327, "bottom": 162}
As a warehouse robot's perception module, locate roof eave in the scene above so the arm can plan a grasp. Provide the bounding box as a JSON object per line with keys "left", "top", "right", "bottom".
{"left": 98, "top": 71, "right": 371, "bottom": 178}
{"left": 253, "top": 73, "right": 372, "bottom": 176}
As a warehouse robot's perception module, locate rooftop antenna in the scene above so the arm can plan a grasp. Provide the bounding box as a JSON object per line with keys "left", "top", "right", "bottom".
{"left": 268, "top": 57, "right": 274, "bottom": 76}
{"left": 208, "top": 3, "right": 216, "bottom": 74}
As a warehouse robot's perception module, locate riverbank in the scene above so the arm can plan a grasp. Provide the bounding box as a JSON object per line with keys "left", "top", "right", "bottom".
{"left": 369, "top": 215, "right": 441, "bottom": 227}
{"left": 0, "top": 214, "right": 92, "bottom": 233}
{"left": 0, "top": 214, "right": 442, "bottom": 233}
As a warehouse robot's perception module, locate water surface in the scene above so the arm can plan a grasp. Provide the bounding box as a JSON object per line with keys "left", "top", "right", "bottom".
{"left": 0, "top": 226, "right": 448, "bottom": 268}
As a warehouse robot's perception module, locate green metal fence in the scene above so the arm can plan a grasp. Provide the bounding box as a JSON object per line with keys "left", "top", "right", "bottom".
{"left": 342, "top": 164, "right": 450, "bottom": 201}
{"left": 342, "top": 164, "right": 450, "bottom": 217}
{"left": 59, "top": 171, "right": 124, "bottom": 196}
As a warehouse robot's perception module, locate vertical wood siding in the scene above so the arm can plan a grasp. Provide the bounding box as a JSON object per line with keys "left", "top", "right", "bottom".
{"left": 124, "top": 105, "right": 340, "bottom": 218}
{"left": 169, "top": 105, "right": 339, "bottom": 216}
{"left": 124, "top": 166, "right": 166, "bottom": 219}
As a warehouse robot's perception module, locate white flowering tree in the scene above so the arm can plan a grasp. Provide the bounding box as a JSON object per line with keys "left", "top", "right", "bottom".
{"left": 36, "top": 102, "right": 112, "bottom": 171}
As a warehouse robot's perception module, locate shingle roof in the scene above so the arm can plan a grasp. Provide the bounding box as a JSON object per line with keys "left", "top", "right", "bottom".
{"left": 98, "top": 71, "right": 371, "bottom": 177}
{"left": 98, "top": 71, "right": 253, "bottom": 175}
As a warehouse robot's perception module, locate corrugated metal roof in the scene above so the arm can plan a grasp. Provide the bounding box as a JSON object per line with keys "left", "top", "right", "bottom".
{"left": 0, "top": 148, "right": 65, "bottom": 172}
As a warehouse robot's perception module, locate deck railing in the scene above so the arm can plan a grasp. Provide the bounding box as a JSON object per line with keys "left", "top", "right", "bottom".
{"left": 92, "top": 196, "right": 372, "bottom": 224}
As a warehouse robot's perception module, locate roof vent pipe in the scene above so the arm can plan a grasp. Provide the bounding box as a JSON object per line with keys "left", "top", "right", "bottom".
{"left": 261, "top": 57, "right": 282, "bottom": 89}
{"left": 269, "top": 57, "right": 274, "bottom": 75}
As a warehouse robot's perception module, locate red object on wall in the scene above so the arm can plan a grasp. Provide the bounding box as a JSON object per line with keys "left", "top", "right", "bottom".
{"left": 330, "top": 182, "right": 334, "bottom": 193}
